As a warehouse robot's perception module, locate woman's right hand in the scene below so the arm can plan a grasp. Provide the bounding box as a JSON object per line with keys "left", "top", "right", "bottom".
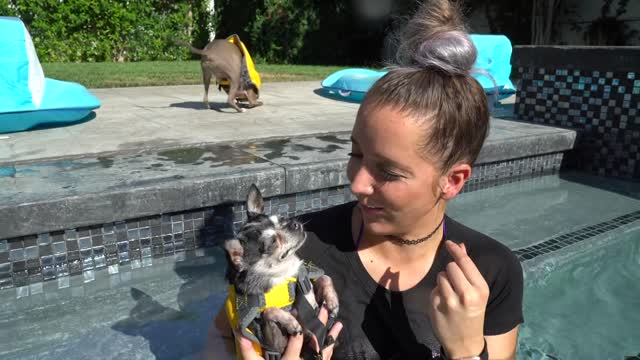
{"left": 428, "top": 241, "right": 488, "bottom": 359}
{"left": 237, "top": 306, "right": 343, "bottom": 360}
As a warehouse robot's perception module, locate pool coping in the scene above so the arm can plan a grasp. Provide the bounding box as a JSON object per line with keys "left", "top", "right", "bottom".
{"left": 1, "top": 119, "right": 577, "bottom": 239}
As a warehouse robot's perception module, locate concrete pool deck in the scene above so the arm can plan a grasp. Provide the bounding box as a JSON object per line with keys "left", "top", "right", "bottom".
{"left": 0, "top": 81, "right": 577, "bottom": 239}
{"left": 0, "top": 82, "right": 359, "bottom": 163}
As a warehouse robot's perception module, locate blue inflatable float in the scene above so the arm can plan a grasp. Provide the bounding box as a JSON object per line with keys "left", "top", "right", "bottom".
{"left": 0, "top": 17, "right": 101, "bottom": 134}
{"left": 321, "top": 34, "right": 516, "bottom": 103}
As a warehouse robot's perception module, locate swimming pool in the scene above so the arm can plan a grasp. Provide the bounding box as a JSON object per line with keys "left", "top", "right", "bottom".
{"left": 1, "top": 172, "right": 638, "bottom": 359}
{"left": 449, "top": 172, "right": 640, "bottom": 360}
{"left": 518, "top": 227, "right": 639, "bottom": 359}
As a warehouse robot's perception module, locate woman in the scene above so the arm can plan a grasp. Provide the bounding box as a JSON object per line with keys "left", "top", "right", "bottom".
{"left": 212, "top": 0, "right": 523, "bottom": 359}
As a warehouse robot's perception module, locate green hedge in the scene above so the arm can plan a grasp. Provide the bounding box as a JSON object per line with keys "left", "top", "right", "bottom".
{"left": 0, "top": 0, "right": 211, "bottom": 62}
{"left": 1, "top": 0, "right": 394, "bottom": 65}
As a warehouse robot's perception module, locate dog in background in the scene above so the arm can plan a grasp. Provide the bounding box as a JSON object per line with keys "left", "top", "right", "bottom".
{"left": 174, "top": 39, "right": 262, "bottom": 113}
{"left": 224, "top": 184, "right": 339, "bottom": 358}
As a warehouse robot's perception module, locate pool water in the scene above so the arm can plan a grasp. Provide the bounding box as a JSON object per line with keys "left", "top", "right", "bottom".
{"left": 517, "top": 227, "right": 640, "bottom": 360}
{"left": 1, "top": 173, "right": 638, "bottom": 359}
{"left": 448, "top": 172, "right": 640, "bottom": 360}
{"left": 0, "top": 250, "right": 229, "bottom": 360}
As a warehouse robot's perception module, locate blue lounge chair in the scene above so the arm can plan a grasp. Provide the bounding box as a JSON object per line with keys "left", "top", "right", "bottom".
{"left": 321, "top": 34, "right": 516, "bottom": 103}
{"left": 0, "top": 17, "right": 101, "bottom": 134}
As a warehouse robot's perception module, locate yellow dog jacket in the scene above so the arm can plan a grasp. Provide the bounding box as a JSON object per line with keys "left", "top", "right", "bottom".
{"left": 225, "top": 262, "right": 327, "bottom": 360}
{"left": 218, "top": 34, "right": 261, "bottom": 96}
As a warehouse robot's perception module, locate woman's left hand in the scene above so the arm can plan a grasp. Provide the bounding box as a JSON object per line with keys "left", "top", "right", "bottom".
{"left": 236, "top": 305, "right": 343, "bottom": 360}
{"left": 429, "top": 240, "right": 489, "bottom": 359}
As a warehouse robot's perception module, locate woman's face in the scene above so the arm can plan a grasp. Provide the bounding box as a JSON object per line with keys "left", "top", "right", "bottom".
{"left": 347, "top": 105, "right": 445, "bottom": 237}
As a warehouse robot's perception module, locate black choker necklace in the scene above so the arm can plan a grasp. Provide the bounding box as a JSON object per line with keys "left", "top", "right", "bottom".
{"left": 385, "top": 217, "right": 445, "bottom": 246}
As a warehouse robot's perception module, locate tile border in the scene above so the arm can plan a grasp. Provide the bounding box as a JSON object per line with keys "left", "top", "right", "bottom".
{"left": 513, "top": 210, "right": 640, "bottom": 261}
{"left": 0, "top": 153, "right": 565, "bottom": 293}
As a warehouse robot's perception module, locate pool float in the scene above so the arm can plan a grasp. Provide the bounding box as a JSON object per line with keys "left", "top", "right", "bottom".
{"left": 321, "top": 34, "right": 515, "bottom": 103}
{"left": 0, "top": 17, "right": 101, "bottom": 134}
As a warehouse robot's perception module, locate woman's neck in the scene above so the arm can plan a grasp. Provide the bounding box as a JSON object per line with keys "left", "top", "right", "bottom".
{"left": 352, "top": 205, "right": 447, "bottom": 264}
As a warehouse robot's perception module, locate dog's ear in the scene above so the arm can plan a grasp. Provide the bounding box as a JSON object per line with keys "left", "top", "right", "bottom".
{"left": 246, "top": 184, "right": 264, "bottom": 216}
{"left": 224, "top": 239, "right": 245, "bottom": 271}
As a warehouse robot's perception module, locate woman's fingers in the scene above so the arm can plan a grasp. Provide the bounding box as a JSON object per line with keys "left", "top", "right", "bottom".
{"left": 435, "top": 271, "right": 458, "bottom": 306}
{"left": 236, "top": 333, "right": 262, "bottom": 360}
{"left": 234, "top": 306, "right": 343, "bottom": 360}
{"left": 444, "top": 240, "right": 487, "bottom": 289}
{"left": 321, "top": 321, "right": 344, "bottom": 359}
{"left": 318, "top": 304, "right": 329, "bottom": 325}
{"left": 305, "top": 306, "right": 330, "bottom": 352}
{"left": 445, "top": 260, "right": 471, "bottom": 296}
{"left": 282, "top": 333, "right": 304, "bottom": 359}
{"left": 237, "top": 331, "right": 305, "bottom": 360}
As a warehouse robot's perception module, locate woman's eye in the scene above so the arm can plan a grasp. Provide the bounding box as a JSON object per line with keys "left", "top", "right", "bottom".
{"left": 347, "top": 152, "right": 362, "bottom": 158}
{"left": 379, "top": 169, "right": 401, "bottom": 181}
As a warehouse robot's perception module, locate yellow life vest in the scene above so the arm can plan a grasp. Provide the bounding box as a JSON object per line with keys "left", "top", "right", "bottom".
{"left": 225, "top": 277, "right": 297, "bottom": 358}
{"left": 224, "top": 262, "right": 327, "bottom": 360}
{"left": 218, "top": 34, "right": 262, "bottom": 94}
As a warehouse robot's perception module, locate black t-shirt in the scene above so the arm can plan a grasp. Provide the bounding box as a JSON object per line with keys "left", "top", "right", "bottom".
{"left": 298, "top": 202, "right": 524, "bottom": 360}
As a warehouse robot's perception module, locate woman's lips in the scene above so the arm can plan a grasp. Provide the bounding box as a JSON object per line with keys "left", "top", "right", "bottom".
{"left": 359, "top": 203, "right": 384, "bottom": 216}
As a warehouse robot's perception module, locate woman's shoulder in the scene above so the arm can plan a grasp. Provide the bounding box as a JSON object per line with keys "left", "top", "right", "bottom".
{"left": 297, "top": 201, "right": 356, "bottom": 256}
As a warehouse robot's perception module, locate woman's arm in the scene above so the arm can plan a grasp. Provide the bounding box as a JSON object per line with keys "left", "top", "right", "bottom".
{"left": 485, "top": 326, "right": 519, "bottom": 360}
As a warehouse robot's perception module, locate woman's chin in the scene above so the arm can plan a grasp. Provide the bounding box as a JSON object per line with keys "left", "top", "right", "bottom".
{"left": 363, "top": 220, "right": 396, "bottom": 237}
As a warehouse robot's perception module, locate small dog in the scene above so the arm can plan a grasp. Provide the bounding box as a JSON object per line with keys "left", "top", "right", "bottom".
{"left": 174, "top": 39, "right": 262, "bottom": 113}
{"left": 224, "top": 184, "right": 339, "bottom": 358}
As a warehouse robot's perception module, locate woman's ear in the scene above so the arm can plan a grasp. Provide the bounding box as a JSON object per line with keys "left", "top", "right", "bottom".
{"left": 440, "top": 163, "right": 471, "bottom": 200}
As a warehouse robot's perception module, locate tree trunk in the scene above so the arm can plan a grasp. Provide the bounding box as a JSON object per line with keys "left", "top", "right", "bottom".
{"left": 544, "top": 0, "right": 555, "bottom": 44}
{"left": 484, "top": 2, "right": 497, "bottom": 34}
{"left": 531, "top": 0, "right": 537, "bottom": 44}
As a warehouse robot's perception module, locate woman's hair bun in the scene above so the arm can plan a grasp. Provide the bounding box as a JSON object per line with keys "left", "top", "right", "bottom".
{"left": 394, "top": 0, "right": 477, "bottom": 75}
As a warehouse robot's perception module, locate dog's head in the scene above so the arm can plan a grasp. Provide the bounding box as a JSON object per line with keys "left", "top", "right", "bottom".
{"left": 224, "top": 184, "right": 306, "bottom": 284}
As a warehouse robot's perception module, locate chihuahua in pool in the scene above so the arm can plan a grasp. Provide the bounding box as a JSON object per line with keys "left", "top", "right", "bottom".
{"left": 224, "top": 184, "right": 339, "bottom": 359}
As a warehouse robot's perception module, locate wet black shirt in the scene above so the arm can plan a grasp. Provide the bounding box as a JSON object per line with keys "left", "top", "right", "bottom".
{"left": 298, "top": 202, "right": 524, "bottom": 360}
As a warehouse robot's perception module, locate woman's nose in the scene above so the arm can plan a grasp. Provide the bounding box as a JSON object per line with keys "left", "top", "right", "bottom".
{"left": 350, "top": 165, "right": 375, "bottom": 196}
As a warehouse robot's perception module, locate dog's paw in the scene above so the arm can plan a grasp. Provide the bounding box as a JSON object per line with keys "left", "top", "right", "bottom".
{"left": 263, "top": 307, "right": 303, "bottom": 335}
{"left": 316, "top": 275, "right": 339, "bottom": 318}
{"left": 324, "top": 296, "right": 340, "bottom": 319}
{"left": 284, "top": 320, "right": 303, "bottom": 335}
{"left": 238, "top": 108, "right": 246, "bottom": 113}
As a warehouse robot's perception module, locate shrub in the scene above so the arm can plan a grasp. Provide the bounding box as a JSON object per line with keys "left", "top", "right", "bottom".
{"left": 1, "top": 0, "right": 211, "bottom": 62}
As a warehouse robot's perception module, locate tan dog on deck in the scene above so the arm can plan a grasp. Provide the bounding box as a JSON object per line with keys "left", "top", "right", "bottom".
{"left": 174, "top": 39, "right": 262, "bottom": 113}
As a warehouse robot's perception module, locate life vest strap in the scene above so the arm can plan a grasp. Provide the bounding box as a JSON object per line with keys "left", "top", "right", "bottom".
{"left": 264, "top": 350, "right": 281, "bottom": 360}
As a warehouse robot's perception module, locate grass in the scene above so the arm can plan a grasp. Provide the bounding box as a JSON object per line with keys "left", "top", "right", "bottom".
{"left": 41, "top": 61, "right": 350, "bottom": 88}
